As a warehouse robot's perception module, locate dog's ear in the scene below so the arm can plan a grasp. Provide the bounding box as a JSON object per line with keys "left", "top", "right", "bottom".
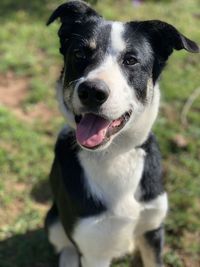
{"left": 140, "top": 20, "right": 199, "bottom": 60}
{"left": 47, "top": 1, "right": 101, "bottom": 55}
{"left": 138, "top": 20, "right": 199, "bottom": 81}
{"left": 47, "top": 1, "right": 100, "bottom": 25}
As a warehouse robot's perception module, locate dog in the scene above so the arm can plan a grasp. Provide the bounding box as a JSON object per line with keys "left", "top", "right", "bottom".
{"left": 45, "top": 1, "right": 199, "bottom": 267}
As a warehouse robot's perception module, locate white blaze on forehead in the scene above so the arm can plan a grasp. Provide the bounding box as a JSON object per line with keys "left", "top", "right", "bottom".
{"left": 110, "top": 22, "right": 126, "bottom": 53}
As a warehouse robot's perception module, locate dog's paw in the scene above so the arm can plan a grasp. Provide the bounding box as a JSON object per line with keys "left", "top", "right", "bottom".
{"left": 59, "top": 247, "right": 79, "bottom": 267}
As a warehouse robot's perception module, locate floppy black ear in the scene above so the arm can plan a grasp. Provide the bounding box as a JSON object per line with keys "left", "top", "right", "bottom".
{"left": 47, "top": 0, "right": 100, "bottom": 25}
{"left": 138, "top": 20, "right": 199, "bottom": 82}
{"left": 47, "top": 1, "right": 101, "bottom": 55}
{"left": 141, "top": 20, "right": 199, "bottom": 60}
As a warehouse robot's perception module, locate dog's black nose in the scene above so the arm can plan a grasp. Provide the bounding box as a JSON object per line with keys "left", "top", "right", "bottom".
{"left": 78, "top": 80, "right": 110, "bottom": 107}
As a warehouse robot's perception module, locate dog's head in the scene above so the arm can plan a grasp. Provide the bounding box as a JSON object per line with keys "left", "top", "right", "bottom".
{"left": 48, "top": 1, "right": 199, "bottom": 151}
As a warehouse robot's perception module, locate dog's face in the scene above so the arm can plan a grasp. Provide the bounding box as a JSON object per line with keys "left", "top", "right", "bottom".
{"left": 48, "top": 1, "right": 199, "bottom": 151}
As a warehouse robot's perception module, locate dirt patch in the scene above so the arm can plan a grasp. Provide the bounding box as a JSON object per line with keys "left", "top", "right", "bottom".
{"left": 23, "top": 102, "right": 58, "bottom": 122}
{"left": 182, "top": 255, "right": 200, "bottom": 267}
{"left": 0, "top": 72, "right": 28, "bottom": 107}
{"left": 0, "top": 72, "right": 59, "bottom": 122}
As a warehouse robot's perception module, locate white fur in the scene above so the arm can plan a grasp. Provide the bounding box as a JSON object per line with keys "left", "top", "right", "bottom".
{"left": 110, "top": 22, "right": 126, "bottom": 53}
{"left": 128, "top": 81, "right": 161, "bottom": 146}
{"left": 49, "top": 221, "right": 79, "bottom": 267}
{"left": 135, "top": 193, "right": 168, "bottom": 235}
{"left": 59, "top": 247, "right": 79, "bottom": 267}
{"left": 72, "top": 148, "right": 145, "bottom": 265}
{"left": 48, "top": 221, "right": 72, "bottom": 253}
{"left": 78, "top": 148, "right": 146, "bottom": 208}
{"left": 74, "top": 214, "right": 134, "bottom": 267}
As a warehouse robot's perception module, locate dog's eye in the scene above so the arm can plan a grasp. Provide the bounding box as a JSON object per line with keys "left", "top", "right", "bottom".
{"left": 123, "top": 54, "right": 138, "bottom": 66}
{"left": 73, "top": 48, "right": 86, "bottom": 60}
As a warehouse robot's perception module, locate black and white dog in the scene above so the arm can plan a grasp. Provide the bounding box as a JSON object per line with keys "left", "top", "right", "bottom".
{"left": 45, "top": 1, "right": 199, "bottom": 267}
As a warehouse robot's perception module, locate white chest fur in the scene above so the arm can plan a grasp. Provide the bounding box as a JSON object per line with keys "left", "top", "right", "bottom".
{"left": 78, "top": 147, "right": 146, "bottom": 215}
{"left": 72, "top": 148, "right": 168, "bottom": 266}
{"left": 72, "top": 148, "right": 147, "bottom": 262}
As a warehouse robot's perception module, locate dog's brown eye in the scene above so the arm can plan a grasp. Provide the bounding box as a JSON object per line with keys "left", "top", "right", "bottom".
{"left": 123, "top": 54, "right": 138, "bottom": 66}
{"left": 74, "top": 48, "right": 86, "bottom": 60}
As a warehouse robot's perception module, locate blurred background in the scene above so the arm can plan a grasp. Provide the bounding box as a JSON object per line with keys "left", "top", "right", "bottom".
{"left": 0, "top": 0, "right": 199, "bottom": 266}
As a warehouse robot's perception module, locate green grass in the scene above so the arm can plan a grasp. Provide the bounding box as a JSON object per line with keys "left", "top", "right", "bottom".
{"left": 0, "top": 0, "right": 200, "bottom": 266}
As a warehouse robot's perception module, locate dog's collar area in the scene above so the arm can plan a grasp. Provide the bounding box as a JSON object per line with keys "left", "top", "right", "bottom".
{"left": 74, "top": 110, "right": 132, "bottom": 150}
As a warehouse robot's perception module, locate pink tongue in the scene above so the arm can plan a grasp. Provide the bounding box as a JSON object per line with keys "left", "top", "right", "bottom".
{"left": 76, "top": 114, "right": 110, "bottom": 148}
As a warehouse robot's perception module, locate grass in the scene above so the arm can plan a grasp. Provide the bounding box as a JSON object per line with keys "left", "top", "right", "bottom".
{"left": 0, "top": 0, "right": 199, "bottom": 266}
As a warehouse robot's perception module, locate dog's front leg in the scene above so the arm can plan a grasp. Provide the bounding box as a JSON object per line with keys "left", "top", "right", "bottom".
{"left": 73, "top": 215, "right": 136, "bottom": 267}
{"left": 137, "top": 226, "right": 164, "bottom": 267}
{"left": 59, "top": 247, "right": 80, "bottom": 267}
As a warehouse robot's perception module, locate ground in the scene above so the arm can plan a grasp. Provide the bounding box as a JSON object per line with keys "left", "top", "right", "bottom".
{"left": 0, "top": 0, "right": 200, "bottom": 266}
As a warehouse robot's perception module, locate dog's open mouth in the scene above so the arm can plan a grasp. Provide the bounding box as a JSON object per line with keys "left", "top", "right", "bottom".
{"left": 75, "top": 110, "right": 132, "bottom": 149}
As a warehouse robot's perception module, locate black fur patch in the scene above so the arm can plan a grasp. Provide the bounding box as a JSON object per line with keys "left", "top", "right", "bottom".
{"left": 63, "top": 22, "right": 111, "bottom": 85}
{"left": 49, "top": 128, "right": 106, "bottom": 235}
{"left": 138, "top": 134, "right": 164, "bottom": 202}
{"left": 44, "top": 202, "right": 58, "bottom": 230}
{"left": 122, "top": 23, "right": 154, "bottom": 102}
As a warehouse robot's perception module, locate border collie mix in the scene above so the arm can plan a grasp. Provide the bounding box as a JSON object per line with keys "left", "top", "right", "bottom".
{"left": 45, "top": 1, "right": 199, "bottom": 267}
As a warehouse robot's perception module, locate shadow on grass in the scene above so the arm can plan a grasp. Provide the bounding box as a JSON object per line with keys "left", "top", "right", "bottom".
{"left": 0, "top": 228, "right": 57, "bottom": 267}
{"left": 31, "top": 179, "right": 52, "bottom": 204}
